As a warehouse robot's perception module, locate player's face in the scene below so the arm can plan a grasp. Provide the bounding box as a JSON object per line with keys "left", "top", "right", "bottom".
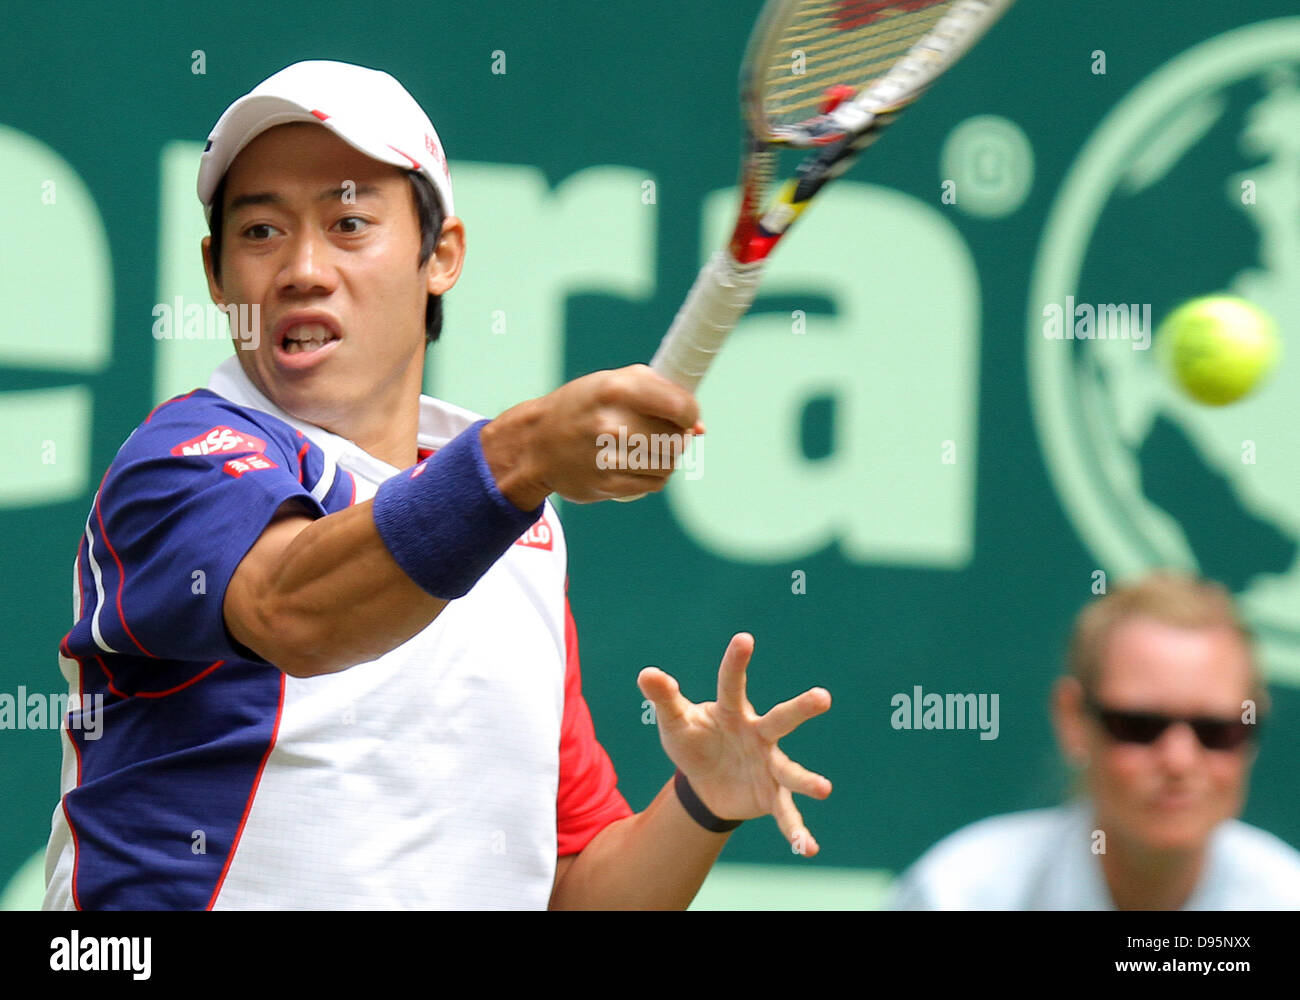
{"left": 203, "top": 122, "right": 455, "bottom": 455}
{"left": 1085, "top": 617, "right": 1255, "bottom": 854}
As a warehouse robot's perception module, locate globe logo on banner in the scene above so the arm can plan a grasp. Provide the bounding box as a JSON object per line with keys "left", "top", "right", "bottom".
{"left": 1029, "top": 19, "right": 1300, "bottom": 686}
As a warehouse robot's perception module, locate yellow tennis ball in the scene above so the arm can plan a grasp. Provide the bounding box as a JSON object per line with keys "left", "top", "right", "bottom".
{"left": 1157, "top": 295, "right": 1281, "bottom": 406}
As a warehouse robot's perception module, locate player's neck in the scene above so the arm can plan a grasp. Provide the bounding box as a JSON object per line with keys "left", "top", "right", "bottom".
{"left": 349, "top": 399, "right": 422, "bottom": 470}
{"left": 1098, "top": 828, "right": 1207, "bottom": 911}
{"left": 320, "top": 362, "right": 425, "bottom": 470}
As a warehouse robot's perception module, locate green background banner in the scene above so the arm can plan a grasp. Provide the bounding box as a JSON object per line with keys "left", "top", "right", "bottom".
{"left": 4, "top": 0, "right": 1300, "bottom": 908}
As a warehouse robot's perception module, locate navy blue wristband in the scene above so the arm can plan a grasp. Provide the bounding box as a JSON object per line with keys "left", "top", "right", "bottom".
{"left": 372, "top": 419, "right": 544, "bottom": 599}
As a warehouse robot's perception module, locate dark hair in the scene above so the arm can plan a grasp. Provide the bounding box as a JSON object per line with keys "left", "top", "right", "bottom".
{"left": 207, "top": 170, "right": 446, "bottom": 343}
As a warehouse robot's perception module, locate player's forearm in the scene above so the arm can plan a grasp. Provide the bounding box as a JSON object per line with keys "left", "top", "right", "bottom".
{"left": 227, "top": 501, "right": 448, "bottom": 676}
{"left": 548, "top": 777, "right": 732, "bottom": 910}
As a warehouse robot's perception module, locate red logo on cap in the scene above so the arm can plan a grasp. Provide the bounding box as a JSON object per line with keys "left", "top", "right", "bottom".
{"left": 424, "top": 133, "right": 449, "bottom": 178}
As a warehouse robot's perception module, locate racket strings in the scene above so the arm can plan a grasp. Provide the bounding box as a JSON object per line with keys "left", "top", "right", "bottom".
{"left": 760, "top": 1, "right": 956, "bottom": 126}
{"left": 764, "top": 29, "right": 935, "bottom": 111}
{"left": 777, "top": 1, "right": 944, "bottom": 45}
{"left": 766, "top": 7, "right": 949, "bottom": 109}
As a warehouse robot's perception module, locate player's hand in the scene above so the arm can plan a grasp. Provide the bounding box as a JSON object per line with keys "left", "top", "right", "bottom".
{"left": 637, "top": 633, "right": 832, "bottom": 856}
{"left": 480, "top": 365, "right": 703, "bottom": 507}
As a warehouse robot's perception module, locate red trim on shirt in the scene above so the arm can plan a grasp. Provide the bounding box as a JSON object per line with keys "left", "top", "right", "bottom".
{"left": 135, "top": 661, "right": 225, "bottom": 699}
{"left": 143, "top": 390, "right": 198, "bottom": 425}
{"left": 90, "top": 642, "right": 222, "bottom": 698}
{"left": 296, "top": 442, "right": 310, "bottom": 484}
{"left": 93, "top": 472, "right": 156, "bottom": 659}
{"left": 90, "top": 653, "right": 222, "bottom": 700}
{"left": 556, "top": 597, "right": 634, "bottom": 856}
{"left": 206, "top": 671, "right": 286, "bottom": 910}
{"left": 62, "top": 795, "right": 83, "bottom": 911}
{"left": 92, "top": 654, "right": 130, "bottom": 701}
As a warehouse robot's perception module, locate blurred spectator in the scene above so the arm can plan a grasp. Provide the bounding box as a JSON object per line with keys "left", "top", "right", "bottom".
{"left": 890, "top": 571, "right": 1300, "bottom": 909}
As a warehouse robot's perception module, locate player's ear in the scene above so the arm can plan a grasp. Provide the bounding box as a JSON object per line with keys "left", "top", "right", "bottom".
{"left": 425, "top": 215, "right": 466, "bottom": 297}
{"left": 1052, "top": 676, "right": 1090, "bottom": 767}
{"left": 201, "top": 235, "right": 226, "bottom": 305}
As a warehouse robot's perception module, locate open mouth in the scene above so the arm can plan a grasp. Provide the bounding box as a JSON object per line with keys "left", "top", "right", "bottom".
{"left": 280, "top": 323, "right": 341, "bottom": 354}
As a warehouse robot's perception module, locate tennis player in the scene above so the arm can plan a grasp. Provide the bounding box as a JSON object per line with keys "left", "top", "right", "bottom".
{"left": 890, "top": 571, "right": 1300, "bottom": 910}
{"left": 42, "top": 61, "right": 831, "bottom": 910}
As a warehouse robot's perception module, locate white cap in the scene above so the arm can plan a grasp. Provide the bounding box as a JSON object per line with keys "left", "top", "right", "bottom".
{"left": 197, "top": 60, "right": 454, "bottom": 222}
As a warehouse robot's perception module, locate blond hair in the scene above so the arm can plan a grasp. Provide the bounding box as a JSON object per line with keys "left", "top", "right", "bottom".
{"left": 1066, "top": 570, "right": 1268, "bottom": 713}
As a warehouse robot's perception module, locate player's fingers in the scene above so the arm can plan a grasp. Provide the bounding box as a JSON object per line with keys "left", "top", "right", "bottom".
{"left": 715, "top": 632, "right": 754, "bottom": 711}
{"left": 770, "top": 747, "right": 833, "bottom": 800}
{"left": 591, "top": 417, "right": 697, "bottom": 476}
{"left": 756, "top": 686, "right": 832, "bottom": 742}
{"left": 609, "top": 413, "right": 698, "bottom": 445}
{"left": 772, "top": 784, "right": 819, "bottom": 858}
{"left": 612, "top": 364, "right": 701, "bottom": 430}
{"left": 637, "top": 667, "right": 691, "bottom": 727}
{"left": 597, "top": 467, "right": 674, "bottom": 494}
{"left": 564, "top": 467, "right": 673, "bottom": 503}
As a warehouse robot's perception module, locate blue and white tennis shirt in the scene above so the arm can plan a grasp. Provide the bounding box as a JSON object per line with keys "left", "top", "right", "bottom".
{"left": 43, "top": 357, "right": 632, "bottom": 910}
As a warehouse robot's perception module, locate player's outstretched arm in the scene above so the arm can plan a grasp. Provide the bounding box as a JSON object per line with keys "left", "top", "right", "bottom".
{"left": 549, "top": 633, "right": 831, "bottom": 910}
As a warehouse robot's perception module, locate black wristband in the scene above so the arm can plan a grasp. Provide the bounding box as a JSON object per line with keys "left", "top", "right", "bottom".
{"left": 673, "top": 769, "right": 743, "bottom": 833}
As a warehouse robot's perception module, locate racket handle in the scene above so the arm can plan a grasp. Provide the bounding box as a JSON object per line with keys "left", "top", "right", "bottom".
{"left": 615, "top": 250, "right": 765, "bottom": 502}
{"left": 651, "top": 250, "right": 766, "bottom": 391}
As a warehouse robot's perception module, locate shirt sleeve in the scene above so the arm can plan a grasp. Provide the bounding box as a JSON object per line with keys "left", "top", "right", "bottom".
{"left": 555, "top": 596, "right": 635, "bottom": 856}
{"left": 85, "top": 391, "right": 329, "bottom": 665}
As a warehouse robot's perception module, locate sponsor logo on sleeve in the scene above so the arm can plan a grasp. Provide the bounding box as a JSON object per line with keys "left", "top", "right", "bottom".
{"left": 171, "top": 426, "right": 268, "bottom": 457}
{"left": 222, "top": 454, "right": 279, "bottom": 478}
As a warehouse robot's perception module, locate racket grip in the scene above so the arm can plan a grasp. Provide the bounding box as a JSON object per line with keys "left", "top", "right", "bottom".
{"left": 650, "top": 250, "right": 766, "bottom": 392}
{"left": 614, "top": 251, "right": 765, "bottom": 503}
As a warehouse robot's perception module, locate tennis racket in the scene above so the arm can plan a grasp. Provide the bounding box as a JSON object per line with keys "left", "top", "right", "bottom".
{"left": 618, "top": 0, "right": 1015, "bottom": 500}
{"left": 651, "top": 0, "right": 1015, "bottom": 391}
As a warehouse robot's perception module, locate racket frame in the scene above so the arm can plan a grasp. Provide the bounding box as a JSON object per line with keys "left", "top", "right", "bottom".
{"left": 726, "top": 0, "right": 1016, "bottom": 266}
{"left": 643, "top": 0, "right": 1015, "bottom": 476}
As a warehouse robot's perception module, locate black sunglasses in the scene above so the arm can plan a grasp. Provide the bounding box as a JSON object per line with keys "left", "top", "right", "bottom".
{"left": 1084, "top": 696, "right": 1258, "bottom": 751}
